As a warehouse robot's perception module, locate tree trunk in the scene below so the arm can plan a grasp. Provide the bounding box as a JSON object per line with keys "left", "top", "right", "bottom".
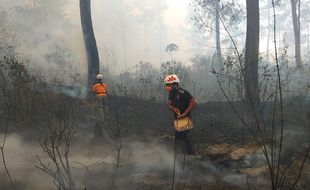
{"left": 290, "top": 0, "right": 302, "bottom": 69}
{"left": 80, "top": 0, "right": 100, "bottom": 98}
{"left": 215, "top": 0, "right": 224, "bottom": 72}
{"left": 245, "top": 0, "right": 260, "bottom": 109}
{"left": 267, "top": 0, "right": 271, "bottom": 63}
{"left": 307, "top": 21, "right": 310, "bottom": 60}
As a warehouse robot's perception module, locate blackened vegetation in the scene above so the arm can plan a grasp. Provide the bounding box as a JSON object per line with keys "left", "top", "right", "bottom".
{"left": 0, "top": 59, "right": 310, "bottom": 190}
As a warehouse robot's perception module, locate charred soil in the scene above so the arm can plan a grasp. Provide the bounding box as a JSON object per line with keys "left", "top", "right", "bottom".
{"left": 1, "top": 93, "right": 310, "bottom": 190}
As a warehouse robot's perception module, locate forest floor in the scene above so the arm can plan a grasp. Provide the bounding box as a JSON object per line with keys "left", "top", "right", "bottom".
{"left": 0, "top": 94, "right": 309, "bottom": 190}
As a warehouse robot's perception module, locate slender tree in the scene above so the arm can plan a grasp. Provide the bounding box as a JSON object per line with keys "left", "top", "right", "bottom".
{"left": 290, "top": 0, "right": 302, "bottom": 69}
{"left": 80, "top": 0, "right": 100, "bottom": 97}
{"left": 266, "top": 0, "right": 271, "bottom": 63}
{"left": 191, "top": 0, "right": 243, "bottom": 72}
{"left": 245, "top": 0, "right": 260, "bottom": 110}
{"left": 214, "top": 0, "right": 224, "bottom": 72}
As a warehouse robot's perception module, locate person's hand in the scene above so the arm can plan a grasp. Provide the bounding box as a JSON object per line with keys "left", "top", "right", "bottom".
{"left": 177, "top": 112, "right": 187, "bottom": 119}
{"left": 173, "top": 108, "right": 180, "bottom": 114}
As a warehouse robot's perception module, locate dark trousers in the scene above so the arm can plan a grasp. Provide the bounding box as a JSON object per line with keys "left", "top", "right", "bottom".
{"left": 175, "top": 130, "right": 194, "bottom": 155}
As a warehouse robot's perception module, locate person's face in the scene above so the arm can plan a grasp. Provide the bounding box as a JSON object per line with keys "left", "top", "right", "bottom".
{"left": 165, "top": 83, "right": 178, "bottom": 92}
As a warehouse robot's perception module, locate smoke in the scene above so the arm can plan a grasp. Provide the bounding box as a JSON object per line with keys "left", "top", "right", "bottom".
{"left": 127, "top": 140, "right": 175, "bottom": 171}
{"left": 0, "top": 133, "right": 176, "bottom": 189}
{"left": 0, "top": 133, "right": 54, "bottom": 190}
{"left": 222, "top": 174, "right": 247, "bottom": 186}
{"left": 0, "top": 132, "right": 273, "bottom": 189}
{"left": 0, "top": 0, "right": 196, "bottom": 81}
{"left": 0, "top": 0, "right": 85, "bottom": 84}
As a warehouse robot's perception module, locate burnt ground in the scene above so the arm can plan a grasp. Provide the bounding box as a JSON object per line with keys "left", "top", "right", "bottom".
{"left": 0, "top": 94, "right": 310, "bottom": 190}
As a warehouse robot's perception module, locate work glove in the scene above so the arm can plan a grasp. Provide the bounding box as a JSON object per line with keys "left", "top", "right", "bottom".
{"left": 177, "top": 112, "right": 188, "bottom": 119}
{"left": 173, "top": 108, "right": 180, "bottom": 115}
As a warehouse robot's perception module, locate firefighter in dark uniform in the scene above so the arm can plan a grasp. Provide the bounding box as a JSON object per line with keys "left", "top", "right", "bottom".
{"left": 164, "top": 74, "right": 197, "bottom": 155}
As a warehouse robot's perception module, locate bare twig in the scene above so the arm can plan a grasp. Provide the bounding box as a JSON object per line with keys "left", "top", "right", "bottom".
{"left": 36, "top": 95, "right": 76, "bottom": 190}
{"left": 0, "top": 91, "right": 15, "bottom": 190}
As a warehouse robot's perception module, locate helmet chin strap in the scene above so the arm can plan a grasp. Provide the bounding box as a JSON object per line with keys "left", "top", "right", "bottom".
{"left": 171, "top": 85, "right": 178, "bottom": 92}
{"left": 174, "top": 82, "right": 180, "bottom": 89}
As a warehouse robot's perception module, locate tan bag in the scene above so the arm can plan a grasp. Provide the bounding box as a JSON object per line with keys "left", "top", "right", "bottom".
{"left": 174, "top": 116, "right": 193, "bottom": 132}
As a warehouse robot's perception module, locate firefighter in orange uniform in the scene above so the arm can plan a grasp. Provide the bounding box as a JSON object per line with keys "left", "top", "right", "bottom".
{"left": 92, "top": 74, "right": 108, "bottom": 100}
{"left": 92, "top": 74, "right": 108, "bottom": 116}
{"left": 91, "top": 74, "right": 109, "bottom": 141}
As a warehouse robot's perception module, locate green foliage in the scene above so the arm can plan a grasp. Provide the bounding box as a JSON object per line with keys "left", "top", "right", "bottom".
{"left": 108, "top": 59, "right": 190, "bottom": 101}
{"left": 160, "top": 60, "right": 189, "bottom": 84}
{"left": 0, "top": 57, "right": 36, "bottom": 87}
{"left": 0, "top": 57, "right": 49, "bottom": 128}
{"left": 191, "top": 0, "right": 244, "bottom": 30}
{"left": 165, "top": 43, "right": 179, "bottom": 53}
{"left": 135, "top": 61, "right": 158, "bottom": 84}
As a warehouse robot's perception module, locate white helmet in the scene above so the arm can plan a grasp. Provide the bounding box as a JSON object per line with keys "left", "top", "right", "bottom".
{"left": 164, "top": 74, "right": 180, "bottom": 84}
{"left": 96, "top": 74, "right": 103, "bottom": 80}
